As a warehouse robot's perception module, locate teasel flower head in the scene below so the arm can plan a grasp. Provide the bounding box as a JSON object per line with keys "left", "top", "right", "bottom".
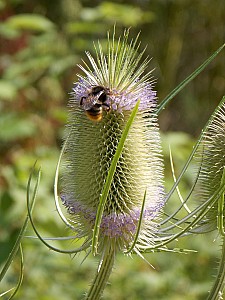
{"left": 61, "top": 29, "right": 165, "bottom": 259}
{"left": 194, "top": 99, "right": 225, "bottom": 233}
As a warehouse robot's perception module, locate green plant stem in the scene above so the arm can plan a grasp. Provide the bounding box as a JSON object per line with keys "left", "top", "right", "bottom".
{"left": 207, "top": 236, "right": 225, "bottom": 300}
{"left": 85, "top": 244, "right": 115, "bottom": 300}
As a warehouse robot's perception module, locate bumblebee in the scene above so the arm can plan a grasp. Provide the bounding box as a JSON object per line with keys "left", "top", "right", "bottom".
{"left": 80, "top": 86, "right": 110, "bottom": 121}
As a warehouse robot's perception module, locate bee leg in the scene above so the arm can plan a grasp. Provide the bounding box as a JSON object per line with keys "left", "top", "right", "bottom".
{"left": 80, "top": 97, "right": 86, "bottom": 106}
{"left": 102, "top": 103, "right": 111, "bottom": 111}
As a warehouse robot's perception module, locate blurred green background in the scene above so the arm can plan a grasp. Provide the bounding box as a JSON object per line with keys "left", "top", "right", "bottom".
{"left": 0, "top": 0, "right": 224, "bottom": 299}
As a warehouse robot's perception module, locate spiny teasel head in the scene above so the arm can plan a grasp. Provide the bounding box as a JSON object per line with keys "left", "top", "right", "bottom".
{"left": 194, "top": 99, "right": 225, "bottom": 233}
{"left": 61, "top": 29, "right": 165, "bottom": 255}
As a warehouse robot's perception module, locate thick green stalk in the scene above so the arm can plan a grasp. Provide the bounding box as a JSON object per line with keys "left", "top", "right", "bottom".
{"left": 85, "top": 243, "right": 115, "bottom": 300}
{"left": 207, "top": 236, "right": 225, "bottom": 300}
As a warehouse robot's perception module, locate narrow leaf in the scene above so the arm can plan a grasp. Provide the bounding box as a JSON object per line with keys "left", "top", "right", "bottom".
{"left": 124, "top": 189, "right": 147, "bottom": 254}
{"left": 92, "top": 100, "right": 140, "bottom": 256}
{"left": 157, "top": 43, "right": 225, "bottom": 114}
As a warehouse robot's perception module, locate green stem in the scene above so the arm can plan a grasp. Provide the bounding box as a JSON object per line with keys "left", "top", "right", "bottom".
{"left": 207, "top": 236, "right": 225, "bottom": 300}
{"left": 85, "top": 243, "right": 115, "bottom": 300}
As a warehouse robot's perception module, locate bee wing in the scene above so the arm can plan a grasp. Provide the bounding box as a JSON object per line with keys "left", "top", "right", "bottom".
{"left": 80, "top": 96, "right": 98, "bottom": 110}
